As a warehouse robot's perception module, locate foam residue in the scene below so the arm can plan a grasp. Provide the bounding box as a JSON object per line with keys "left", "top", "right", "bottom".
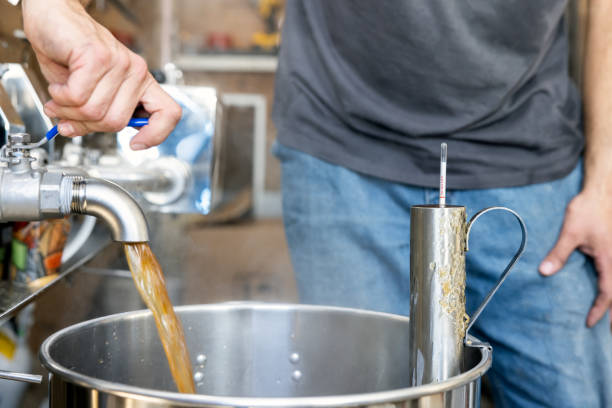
{"left": 436, "top": 210, "right": 470, "bottom": 345}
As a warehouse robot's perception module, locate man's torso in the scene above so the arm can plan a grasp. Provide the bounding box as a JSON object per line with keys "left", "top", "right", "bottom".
{"left": 273, "top": 0, "right": 583, "bottom": 189}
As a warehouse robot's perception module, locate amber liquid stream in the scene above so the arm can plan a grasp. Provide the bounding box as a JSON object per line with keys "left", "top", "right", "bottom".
{"left": 124, "top": 243, "right": 196, "bottom": 393}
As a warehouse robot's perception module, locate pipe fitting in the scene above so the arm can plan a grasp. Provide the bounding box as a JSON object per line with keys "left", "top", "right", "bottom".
{"left": 69, "top": 178, "right": 149, "bottom": 243}
{"left": 0, "top": 170, "right": 149, "bottom": 242}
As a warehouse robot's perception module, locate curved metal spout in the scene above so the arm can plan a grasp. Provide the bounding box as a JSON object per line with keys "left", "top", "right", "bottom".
{"left": 69, "top": 177, "right": 149, "bottom": 242}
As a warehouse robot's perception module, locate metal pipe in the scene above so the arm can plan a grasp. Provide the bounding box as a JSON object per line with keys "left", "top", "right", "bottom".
{"left": 84, "top": 165, "right": 173, "bottom": 192}
{"left": 0, "top": 369, "right": 43, "bottom": 384}
{"left": 70, "top": 178, "right": 149, "bottom": 242}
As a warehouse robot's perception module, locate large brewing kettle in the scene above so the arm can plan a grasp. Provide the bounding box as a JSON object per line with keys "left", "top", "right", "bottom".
{"left": 40, "top": 303, "right": 491, "bottom": 408}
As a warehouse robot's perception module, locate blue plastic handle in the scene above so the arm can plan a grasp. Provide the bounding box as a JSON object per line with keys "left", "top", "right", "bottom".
{"left": 127, "top": 118, "right": 149, "bottom": 128}
{"left": 45, "top": 117, "right": 150, "bottom": 142}
{"left": 45, "top": 126, "right": 58, "bottom": 141}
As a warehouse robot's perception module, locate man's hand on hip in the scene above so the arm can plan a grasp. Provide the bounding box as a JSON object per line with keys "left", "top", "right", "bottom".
{"left": 22, "top": 0, "right": 181, "bottom": 149}
{"left": 539, "top": 190, "right": 612, "bottom": 327}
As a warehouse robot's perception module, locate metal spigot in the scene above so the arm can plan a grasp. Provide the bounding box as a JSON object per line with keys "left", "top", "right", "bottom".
{"left": 0, "top": 132, "right": 149, "bottom": 242}
{"left": 69, "top": 177, "right": 149, "bottom": 242}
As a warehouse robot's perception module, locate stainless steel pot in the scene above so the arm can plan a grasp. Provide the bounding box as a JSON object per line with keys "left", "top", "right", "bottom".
{"left": 40, "top": 303, "right": 492, "bottom": 407}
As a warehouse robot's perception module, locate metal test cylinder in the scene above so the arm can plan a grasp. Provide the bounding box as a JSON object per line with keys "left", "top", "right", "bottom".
{"left": 409, "top": 205, "right": 468, "bottom": 386}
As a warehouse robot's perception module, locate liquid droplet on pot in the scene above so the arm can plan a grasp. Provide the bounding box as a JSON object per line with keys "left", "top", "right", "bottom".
{"left": 196, "top": 354, "right": 207, "bottom": 365}
{"left": 193, "top": 371, "right": 204, "bottom": 382}
{"left": 289, "top": 353, "right": 300, "bottom": 364}
{"left": 292, "top": 370, "right": 302, "bottom": 381}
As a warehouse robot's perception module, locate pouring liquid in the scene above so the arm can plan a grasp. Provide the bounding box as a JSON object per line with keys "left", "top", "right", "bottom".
{"left": 124, "top": 243, "right": 196, "bottom": 393}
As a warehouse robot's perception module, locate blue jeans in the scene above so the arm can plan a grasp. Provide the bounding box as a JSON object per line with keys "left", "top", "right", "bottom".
{"left": 274, "top": 141, "right": 612, "bottom": 408}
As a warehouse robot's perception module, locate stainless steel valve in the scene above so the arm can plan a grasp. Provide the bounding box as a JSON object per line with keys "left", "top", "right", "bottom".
{"left": 0, "top": 132, "right": 149, "bottom": 242}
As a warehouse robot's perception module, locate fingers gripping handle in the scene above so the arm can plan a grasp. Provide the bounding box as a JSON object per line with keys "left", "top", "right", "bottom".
{"left": 464, "top": 206, "right": 527, "bottom": 338}
{"left": 34, "top": 118, "right": 150, "bottom": 148}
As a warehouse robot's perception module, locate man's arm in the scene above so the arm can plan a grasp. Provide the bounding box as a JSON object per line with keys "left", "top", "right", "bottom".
{"left": 539, "top": 0, "right": 612, "bottom": 327}
{"left": 21, "top": 0, "right": 180, "bottom": 149}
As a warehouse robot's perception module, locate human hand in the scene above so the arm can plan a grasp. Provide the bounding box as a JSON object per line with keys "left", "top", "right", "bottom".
{"left": 539, "top": 190, "right": 612, "bottom": 327}
{"left": 22, "top": 0, "right": 181, "bottom": 149}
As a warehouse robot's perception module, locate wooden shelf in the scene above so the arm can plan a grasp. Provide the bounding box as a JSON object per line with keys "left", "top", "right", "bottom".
{"left": 175, "top": 54, "right": 278, "bottom": 73}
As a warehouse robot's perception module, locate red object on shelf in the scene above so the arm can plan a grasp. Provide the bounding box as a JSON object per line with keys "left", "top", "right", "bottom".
{"left": 206, "top": 33, "right": 234, "bottom": 51}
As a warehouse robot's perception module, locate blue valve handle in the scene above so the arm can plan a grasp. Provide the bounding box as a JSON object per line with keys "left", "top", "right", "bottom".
{"left": 126, "top": 117, "right": 149, "bottom": 128}
{"left": 45, "top": 117, "right": 150, "bottom": 142}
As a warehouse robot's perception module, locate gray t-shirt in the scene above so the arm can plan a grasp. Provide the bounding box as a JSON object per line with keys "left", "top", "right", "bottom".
{"left": 272, "top": 1, "right": 583, "bottom": 189}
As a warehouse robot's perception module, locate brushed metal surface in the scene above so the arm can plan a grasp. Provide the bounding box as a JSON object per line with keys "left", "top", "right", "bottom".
{"left": 40, "top": 303, "right": 491, "bottom": 408}
{"left": 409, "top": 205, "right": 527, "bottom": 388}
{"left": 0, "top": 63, "right": 53, "bottom": 142}
{"left": 0, "top": 81, "right": 25, "bottom": 134}
{"left": 409, "top": 205, "right": 467, "bottom": 386}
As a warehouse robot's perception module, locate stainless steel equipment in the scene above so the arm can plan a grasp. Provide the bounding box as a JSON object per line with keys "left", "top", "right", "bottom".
{"left": 0, "top": 132, "right": 148, "bottom": 242}
{"left": 409, "top": 205, "right": 526, "bottom": 386}
{"left": 0, "top": 130, "right": 149, "bottom": 383}
{"left": 41, "top": 303, "right": 491, "bottom": 407}
{"left": 65, "top": 84, "right": 225, "bottom": 215}
{"left": 0, "top": 64, "right": 53, "bottom": 143}
{"left": 0, "top": 61, "right": 229, "bottom": 323}
{"left": 0, "top": 59, "right": 234, "bottom": 392}
{"left": 0, "top": 62, "right": 226, "bottom": 218}
{"left": 0, "top": 75, "right": 25, "bottom": 135}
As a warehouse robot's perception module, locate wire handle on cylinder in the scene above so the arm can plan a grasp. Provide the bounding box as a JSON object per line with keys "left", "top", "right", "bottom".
{"left": 464, "top": 207, "right": 528, "bottom": 339}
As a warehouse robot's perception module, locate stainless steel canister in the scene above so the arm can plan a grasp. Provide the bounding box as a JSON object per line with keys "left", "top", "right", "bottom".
{"left": 409, "top": 205, "right": 527, "bottom": 386}
{"left": 409, "top": 205, "right": 468, "bottom": 385}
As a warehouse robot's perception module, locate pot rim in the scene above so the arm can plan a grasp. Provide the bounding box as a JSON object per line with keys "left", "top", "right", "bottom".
{"left": 40, "top": 302, "right": 491, "bottom": 407}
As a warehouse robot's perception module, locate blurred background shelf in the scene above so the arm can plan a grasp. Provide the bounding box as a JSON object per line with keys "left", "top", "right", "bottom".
{"left": 175, "top": 54, "right": 278, "bottom": 72}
